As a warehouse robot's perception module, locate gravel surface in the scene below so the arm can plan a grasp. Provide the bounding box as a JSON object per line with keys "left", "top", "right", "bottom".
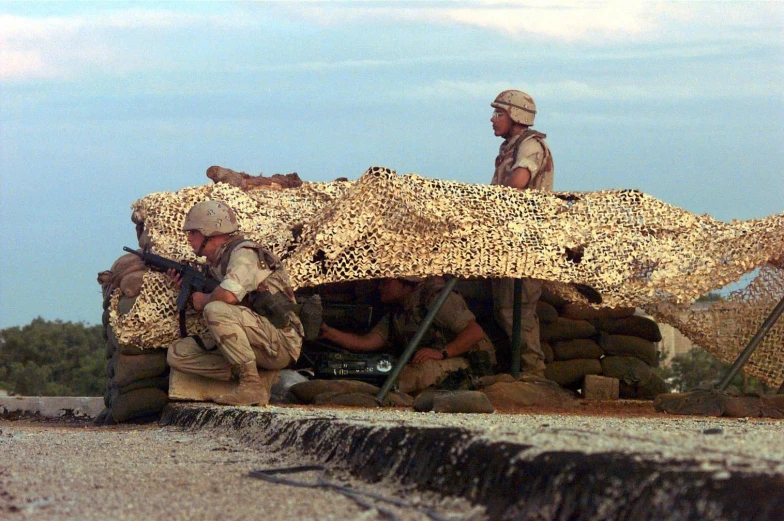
{"left": 0, "top": 420, "right": 484, "bottom": 521}
{"left": 3, "top": 402, "right": 783, "bottom": 521}
{"left": 195, "top": 402, "right": 784, "bottom": 475}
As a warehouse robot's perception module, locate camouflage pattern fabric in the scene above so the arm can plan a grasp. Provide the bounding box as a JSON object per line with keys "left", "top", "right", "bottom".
{"left": 110, "top": 167, "right": 784, "bottom": 387}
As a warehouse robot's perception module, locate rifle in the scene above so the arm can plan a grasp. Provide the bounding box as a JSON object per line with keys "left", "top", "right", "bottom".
{"left": 123, "top": 247, "right": 219, "bottom": 337}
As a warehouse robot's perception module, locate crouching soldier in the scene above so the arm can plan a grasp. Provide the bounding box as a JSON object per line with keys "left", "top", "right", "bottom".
{"left": 167, "top": 200, "right": 303, "bottom": 406}
{"left": 320, "top": 277, "right": 495, "bottom": 394}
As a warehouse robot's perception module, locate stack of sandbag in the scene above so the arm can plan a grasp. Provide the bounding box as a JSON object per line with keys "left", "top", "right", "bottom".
{"left": 538, "top": 290, "right": 669, "bottom": 399}
{"left": 95, "top": 253, "right": 170, "bottom": 424}
{"left": 288, "top": 379, "right": 413, "bottom": 408}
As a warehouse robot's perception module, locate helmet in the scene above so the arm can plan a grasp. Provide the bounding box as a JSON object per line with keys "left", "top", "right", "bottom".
{"left": 183, "top": 200, "right": 239, "bottom": 237}
{"left": 491, "top": 90, "right": 536, "bottom": 126}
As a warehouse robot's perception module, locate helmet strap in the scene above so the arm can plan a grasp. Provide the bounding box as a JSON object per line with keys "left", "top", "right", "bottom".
{"left": 196, "top": 235, "right": 210, "bottom": 257}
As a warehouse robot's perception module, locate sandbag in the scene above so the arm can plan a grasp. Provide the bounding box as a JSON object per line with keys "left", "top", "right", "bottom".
{"left": 412, "top": 390, "right": 442, "bottom": 412}
{"left": 536, "top": 300, "right": 559, "bottom": 324}
{"left": 760, "top": 395, "right": 784, "bottom": 419}
{"left": 107, "top": 252, "right": 147, "bottom": 291}
{"left": 544, "top": 359, "right": 602, "bottom": 387}
{"left": 591, "top": 316, "right": 662, "bottom": 342}
{"left": 105, "top": 326, "right": 117, "bottom": 360}
{"left": 92, "top": 408, "right": 114, "bottom": 426}
{"left": 114, "top": 374, "right": 169, "bottom": 395}
{"left": 722, "top": 395, "right": 763, "bottom": 418}
{"left": 290, "top": 379, "right": 381, "bottom": 403}
{"left": 111, "top": 387, "right": 169, "bottom": 423}
{"left": 540, "top": 286, "right": 568, "bottom": 308}
{"left": 541, "top": 318, "right": 596, "bottom": 343}
{"left": 601, "top": 355, "right": 653, "bottom": 388}
{"left": 433, "top": 391, "right": 494, "bottom": 414}
{"left": 560, "top": 303, "right": 636, "bottom": 321}
{"left": 654, "top": 390, "right": 725, "bottom": 416}
{"left": 598, "top": 334, "right": 658, "bottom": 367}
{"left": 112, "top": 351, "right": 168, "bottom": 388}
{"left": 551, "top": 339, "right": 603, "bottom": 361}
{"left": 541, "top": 341, "right": 555, "bottom": 364}
{"left": 105, "top": 355, "right": 115, "bottom": 379}
{"left": 482, "top": 379, "right": 577, "bottom": 409}
{"left": 413, "top": 389, "right": 494, "bottom": 413}
{"left": 620, "top": 372, "right": 669, "bottom": 399}
{"left": 117, "top": 295, "right": 137, "bottom": 316}
{"left": 109, "top": 323, "right": 154, "bottom": 355}
{"left": 313, "top": 391, "right": 381, "bottom": 408}
{"left": 120, "top": 270, "right": 146, "bottom": 298}
{"left": 383, "top": 391, "right": 414, "bottom": 408}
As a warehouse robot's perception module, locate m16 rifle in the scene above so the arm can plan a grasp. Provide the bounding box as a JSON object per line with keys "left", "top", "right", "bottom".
{"left": 123, "top": 247, "right": 219, "bottom": 336}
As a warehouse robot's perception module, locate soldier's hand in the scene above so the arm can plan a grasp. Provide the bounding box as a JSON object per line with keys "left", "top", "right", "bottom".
{"left": 191, "top": 292, "right": 210, "bottom": 311}
{"left": 319, "top": 323, "right": 332, "bottom": 340}
{"left": 412, "top": 348, "right": 444, "bottom": 364}
{"left": 166, "top": 269, "right": 183, "bottom": 288}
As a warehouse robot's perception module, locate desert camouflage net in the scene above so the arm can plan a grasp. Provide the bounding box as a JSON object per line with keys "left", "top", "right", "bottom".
{"left": 111, "top": 167, "right": 784, "bottom": 386}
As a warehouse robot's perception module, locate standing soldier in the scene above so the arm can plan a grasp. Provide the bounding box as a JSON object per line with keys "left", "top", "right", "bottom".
{"left": 166, "top": 200, "right": 303, "bottom": 406}
{"left": 490, "top": 90, "right": 554, "bottom": 377}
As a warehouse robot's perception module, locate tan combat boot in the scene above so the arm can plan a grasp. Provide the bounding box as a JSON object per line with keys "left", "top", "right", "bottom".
{"left": 215, "top": 361, "right": 265, "bottom": 406}
{"left": 257, "top": 369, "right": 281, "bottom": 405}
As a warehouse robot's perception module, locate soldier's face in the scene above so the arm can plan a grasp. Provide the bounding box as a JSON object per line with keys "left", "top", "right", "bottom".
{"left": 186, "top": 230, "right": 205, "bottom": 252}
{"left": 491, "top": 108, "right": 512, "bottom": 137}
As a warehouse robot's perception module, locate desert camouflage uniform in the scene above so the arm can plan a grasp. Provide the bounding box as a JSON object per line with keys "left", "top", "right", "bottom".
{"left": 168, "top": 238, "right": 303, "bottom": 381}
{"left": 371, "top": 279, "right": 495, "bottom": 394}
{"left": 492, "top": 130, "right": 554, "bottom": 375}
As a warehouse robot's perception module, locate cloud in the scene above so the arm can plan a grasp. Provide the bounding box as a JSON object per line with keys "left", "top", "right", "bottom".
{"left": 2, "top": 2, "right": 780, "bottom": 84}
{"left": 0, "top": 10, "right": 223, "bottom": 82}
{"left": 289, "top": 1, "right": 782, "bottom": 44}
{"left": 397, "top": 76, "right": 777, "bottom": 105}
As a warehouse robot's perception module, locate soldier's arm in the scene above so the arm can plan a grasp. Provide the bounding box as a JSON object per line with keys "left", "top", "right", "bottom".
{"left": 442, "top": 320, "right": 485, "bottom": 358}
{"left": 505, "top": 138, "right": 544, "bottom": 189}
{"left": 503, "top": 167, "right": 532, "bottom": 190}
{"left": 320, "top": 323, "right": 385, "bottom": 352}
{"left": 168, "top": 269, "right": 239, "bottom": 311}
{"left": 412, "top": 320, "right": 486, "bottom": 364}
{"left": 191, "top": 286, "right": 239, "bottom": 311}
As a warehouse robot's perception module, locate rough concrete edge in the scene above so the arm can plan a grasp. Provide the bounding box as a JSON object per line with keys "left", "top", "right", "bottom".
{"left": 160, "top": 403, "right": 784, "bottom": 521}
{"left": 0, "top": 397, "right": 104, "bottom": 419}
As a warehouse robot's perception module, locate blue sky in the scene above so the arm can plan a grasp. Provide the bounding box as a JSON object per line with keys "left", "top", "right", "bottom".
{"left": 1, "top": 1, "right": 782, "bottom": 329}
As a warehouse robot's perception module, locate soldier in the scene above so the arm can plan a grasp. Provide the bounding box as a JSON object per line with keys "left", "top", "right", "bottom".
{"left": 166, "top": 200, "right": 303, "bottom": 406}
{"left": 490, "top": 90, "right": 554, "bottom": 377}
{"left": 320, "top": 277, "right": 495, "bottom": 394}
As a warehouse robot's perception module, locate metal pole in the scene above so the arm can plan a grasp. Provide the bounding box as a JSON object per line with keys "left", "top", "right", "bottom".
{"left": 716, "top": 294, "right": 784, "bottom": 391}
{"left": 510, "top": 279, "right": 523, "bottom": 379}
{"left": 376, "top": 277, "right": 458, "bottom": 401}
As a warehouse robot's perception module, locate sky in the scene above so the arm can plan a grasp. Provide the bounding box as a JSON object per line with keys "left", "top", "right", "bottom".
{"left": 1, "top": 1, "right": 782, "bottom": 329}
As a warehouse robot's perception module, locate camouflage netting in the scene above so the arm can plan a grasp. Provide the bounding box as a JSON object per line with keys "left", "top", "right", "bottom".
{"left": 108, "top": 166, "right": 784, "bottom": 387}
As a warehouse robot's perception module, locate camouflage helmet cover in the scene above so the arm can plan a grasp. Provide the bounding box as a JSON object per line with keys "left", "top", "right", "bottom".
{"left": 491, "top": 90, "right": 537, "bottom": 126}
{"left": 183, "top": 200, "right": 239, "bottom": 237}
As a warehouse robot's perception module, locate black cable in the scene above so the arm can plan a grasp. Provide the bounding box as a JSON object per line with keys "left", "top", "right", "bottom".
{"left": 248, "top": 465, "right": 453, "bottom": 521}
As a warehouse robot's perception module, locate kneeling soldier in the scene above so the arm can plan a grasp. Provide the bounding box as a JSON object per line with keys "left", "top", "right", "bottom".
{"left": 167, "top": 200, "right": 303, "bottom": 406}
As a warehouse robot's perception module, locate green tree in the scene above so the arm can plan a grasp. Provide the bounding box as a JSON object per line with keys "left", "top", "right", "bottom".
{"left": 663, "top": 347, "right": 771, "bottom": 394}
{"left": 0, "top": 318, "right": 105, "bottom": 396}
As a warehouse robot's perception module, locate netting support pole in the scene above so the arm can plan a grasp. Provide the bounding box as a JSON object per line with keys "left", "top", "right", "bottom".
{"left": 716, "top": 294, "right": 784, "bottom": 392}
{"left": 510, "top": 279, "right": 523, "bottom": 379}
{"left": 376, "top": 277, "right": 458, "bottom": 402}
